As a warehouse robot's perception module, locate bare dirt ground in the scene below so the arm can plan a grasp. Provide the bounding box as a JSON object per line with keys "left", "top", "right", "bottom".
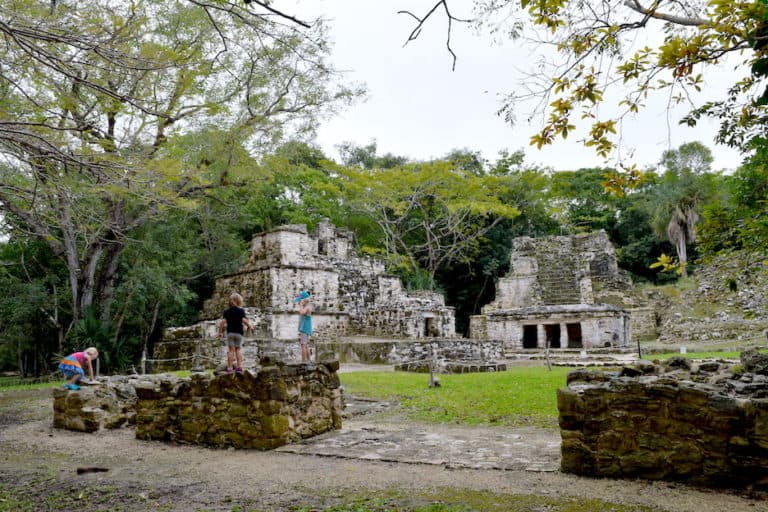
{"left": 1, "top": 387, "right": 766, "bottom": 512}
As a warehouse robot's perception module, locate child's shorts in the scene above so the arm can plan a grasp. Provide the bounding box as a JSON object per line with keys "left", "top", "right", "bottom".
{"left": 227, "top": 333, "right": 244, "bottom": 348}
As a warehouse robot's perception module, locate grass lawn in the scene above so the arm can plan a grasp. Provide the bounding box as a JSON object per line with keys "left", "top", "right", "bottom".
{"left": 644, "top": 351, "right": 742, "bottom": 360}
{"left": 0, "top": 377, "right": 65, "bottom": 392}
{"left": 340, "top": 366, "right": 573, "bottom": 428}
{"left": 643, "top": 348, "right": 768, "bottom": 360}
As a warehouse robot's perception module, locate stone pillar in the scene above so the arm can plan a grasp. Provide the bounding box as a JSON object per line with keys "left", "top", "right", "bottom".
{"left": 560, "top": 323, "right": 568, "bottom": 348}
{"left": 537, "top": 324, "right": 545, "bottom": 349}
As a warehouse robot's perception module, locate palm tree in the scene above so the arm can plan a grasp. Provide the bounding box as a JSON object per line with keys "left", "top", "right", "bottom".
{"left": 665, "top": 204, "right": 699, "bottom": 277}
{"left": 651, "top": 142, "right": 716, "bottom": 278}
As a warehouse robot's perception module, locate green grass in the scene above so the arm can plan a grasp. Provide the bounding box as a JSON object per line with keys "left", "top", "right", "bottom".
{"left": 340, "top": 366, "right": 573, "bottom": 428}
{"left": 0, "top": 378, "right": 65, "bottom": 392}
{"left": 291, "top": 489, "right": 658, "bottom": 512}
{"left": 644, "top": 348, "right": 768, "bottom": 360}
{"left": 644, "top": 351, "right": 741, "bottom": 360}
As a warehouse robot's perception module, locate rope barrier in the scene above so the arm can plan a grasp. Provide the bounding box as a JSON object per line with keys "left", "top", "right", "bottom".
{"left": 142, "top": 354, "right": 222, "bottom": 363}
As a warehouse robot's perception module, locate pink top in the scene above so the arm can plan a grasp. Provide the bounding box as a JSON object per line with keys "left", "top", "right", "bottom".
{"left": 73, "top": 352, "right": 89, "bottom": 365}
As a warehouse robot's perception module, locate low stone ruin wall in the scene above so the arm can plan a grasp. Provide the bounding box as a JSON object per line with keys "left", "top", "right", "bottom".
{"left": 53, "top": 361, "right": 343, "bottom": 451}
{"left": 558, "top": 349, "right": 768, "bottom": 488}
{"left": 53, "top": 376, "right": 139, "bottom": 432}
{"left": 152, "top": 336, "right": 506, "bottom": 372}
{"left": 134, "top": 360, "right": 342, "bottom": 449}
{"left": 388, "top": 339, "right": 503, "bottom": 365}
{"left": 395, "top": 360, "right": 507, "bottom": 373}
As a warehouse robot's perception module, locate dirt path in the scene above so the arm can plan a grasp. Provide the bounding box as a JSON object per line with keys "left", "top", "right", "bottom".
{"left": 0, "top": 388, "right": 766, "bottom": 512}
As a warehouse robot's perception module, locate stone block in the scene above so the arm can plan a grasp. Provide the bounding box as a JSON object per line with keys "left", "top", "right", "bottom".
{"left": 558, "top": 361, "right": 768, "bottom": 488}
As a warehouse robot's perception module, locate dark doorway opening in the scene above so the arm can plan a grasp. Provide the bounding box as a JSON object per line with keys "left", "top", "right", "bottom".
{"left": 545, "top": 324, "right": 561, "bottom": 348}
{"left": 566, "top": 323, "right": 583, "bottom": 348}
{"left": 424, "top": 317, "right": 438, "bottom": 337}
{"left": 523, "top": 325, "right": 538, "bottom": 349}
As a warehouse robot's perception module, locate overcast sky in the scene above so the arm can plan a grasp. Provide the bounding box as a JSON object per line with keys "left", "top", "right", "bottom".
{"left": 292, "top": 1, "right": 744, "bottom": 172}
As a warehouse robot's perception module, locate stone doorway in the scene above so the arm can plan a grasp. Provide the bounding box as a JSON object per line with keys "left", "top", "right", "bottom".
{"left": 545, "top": 324, "right": 561, "bottom": 348}
{"left": 424, "top": 316, "right": 438, "bottom": 337}
{"left": 523, "top": 325, "right": 538, "bottom": 348}
{"left": 566, "top": 323, "right": 583, "bottom": 348}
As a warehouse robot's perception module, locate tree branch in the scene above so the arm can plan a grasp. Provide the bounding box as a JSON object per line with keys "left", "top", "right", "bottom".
{"left": 623, "top": 0, "right": 707, "bottom": 27}
{"left": 398, "top": 1, "right": 472, "bottom": 71}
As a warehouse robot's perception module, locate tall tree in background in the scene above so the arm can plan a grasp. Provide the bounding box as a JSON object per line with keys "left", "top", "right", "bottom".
{"left": 439, "top": 150, "right": 559, "bottom": 334}
{"left": 336, "top": 141, "right": 409, "bottom": 170}
{"left": 0, "top": 0, "right": 357, "bottom": 336}
{"left": 651, "top": 142, "right": 718, "bottom": 277}
{"left": 698, "top": 145, "right": 768, "bottom": 257}
{"left": 549, "top": 168, "right": 620, "bottom": 233}
{"left": 341, "top": 159, "right": 519, "bottom": 284}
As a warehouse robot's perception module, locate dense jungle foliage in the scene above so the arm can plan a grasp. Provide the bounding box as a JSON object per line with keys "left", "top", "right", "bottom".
{"left": 2, "top": 138, "right": 765, "bottom": 376}
{"left": 1, "top": 1, "right": 767, "bottom": 376}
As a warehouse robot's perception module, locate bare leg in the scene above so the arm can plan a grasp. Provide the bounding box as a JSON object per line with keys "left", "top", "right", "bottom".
{"left": 227, "top": 347, "right": 235, "bottom": 370}
{"left": 235, "top": 347, "right": 243, "bottom": 369}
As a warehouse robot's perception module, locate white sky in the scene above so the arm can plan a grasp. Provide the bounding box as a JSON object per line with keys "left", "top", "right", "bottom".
{"left": 292, "top": 1, "right": 745, "bottom": 172}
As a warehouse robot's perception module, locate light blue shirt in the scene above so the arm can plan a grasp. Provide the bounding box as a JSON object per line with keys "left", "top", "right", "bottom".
{"left": 298, "top": 314, "right": 313, "bottom": 335}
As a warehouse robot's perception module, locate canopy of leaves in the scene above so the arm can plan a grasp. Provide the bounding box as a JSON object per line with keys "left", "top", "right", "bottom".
{"left": 340, "top": 159, "right": 520, "bottom": 280}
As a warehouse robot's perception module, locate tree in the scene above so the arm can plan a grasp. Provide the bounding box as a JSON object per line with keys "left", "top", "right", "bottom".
{"left": 0, "top": 0, "right": 358, "bottom": 334}
{"left": 336, "top": 141, "right": 409, "bottom": 169}
{"left": 698, "top": 145, "right": 768, "bottom": 256}
{"left": 549, "top": 168, "right": 621, "bottom": 233}
{"left": 436, "top": 150, "right": 560, "bottom": 334}
{"left": 340, "top": 159, "right": 519, "bottom": 282}
{"left": 402, "top": 1, "right": 768, "bottom": 160}
{"left": 649, "top": 142, "right": 719, "bottom": 276}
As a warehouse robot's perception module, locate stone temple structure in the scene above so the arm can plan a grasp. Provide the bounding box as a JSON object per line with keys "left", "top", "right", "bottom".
{"left": 200, "top": 220, "right": 455, "bottom": 340}
{"left": 155, "top": 221, "right": 456, "bottom": 369}
{"left": 469, "top": 231, "right": 634, "bottom": 350}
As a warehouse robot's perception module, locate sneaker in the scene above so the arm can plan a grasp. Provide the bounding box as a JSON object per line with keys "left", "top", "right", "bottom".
{"left": 64, "top": 384, "right": 80, "bottom": 391}
{"left": 225, "top": 367, "right": 234, "bottom": 374}
{"left": 235, "top": 367, "right": 243, "bottom": 374}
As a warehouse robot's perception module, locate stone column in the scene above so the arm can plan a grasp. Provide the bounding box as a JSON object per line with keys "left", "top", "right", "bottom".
{"left": 537, "top": 324, "right": 545, "bottom": 349}
{"left": 560, "top": 323, "right": 568, "bottom": 348}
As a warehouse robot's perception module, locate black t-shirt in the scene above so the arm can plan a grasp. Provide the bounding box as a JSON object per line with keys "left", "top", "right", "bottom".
{"left": 223, "top": 307, "right": 246, "bottom": 335}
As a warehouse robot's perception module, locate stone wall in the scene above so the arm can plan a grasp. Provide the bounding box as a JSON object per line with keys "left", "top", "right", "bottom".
{"left": 627, "top": 306, "right": 657, "bottom": 342}
{"left": 52, "top": 376, "right": 139, "bottom": 432}
{"left": 152, "top": 336, "right": 504, "bottom": 370}
{"left": 558, "top": 350, "right": 768, "bottom": 487}
{"left": 53, "top": 361, "right": 343, "bottom": 451}
{"left": 135, "top": 361, "right": 342, "bottom": 449}
{"left": 154, "top": 323, "right": 222, "bottom": 372}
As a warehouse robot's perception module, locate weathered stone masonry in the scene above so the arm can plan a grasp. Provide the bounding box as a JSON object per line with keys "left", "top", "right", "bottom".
{"left": 134, "top": 361, "right": 342, "bottom": 449}
{"left": 53, "top": 361, "right": 343, "bottom": 451}
{"left": 200, "top": 221, "right": 455, "bottom": 342}
{"left": 156, "top": 221, "right": 456, "bottom": 369}
{"left": 558, "top": 350, "right": 768, "bottom": 488}
{"left": 470, "top": 231, "right": 643, "bottom": 350}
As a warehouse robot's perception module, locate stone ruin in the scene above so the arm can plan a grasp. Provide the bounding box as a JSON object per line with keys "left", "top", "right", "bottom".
{"left": 155, "top": 221, "right": 456, "bottom": 370}
{"left": 469, "top": 231, "right": 652, "bottom": 351}
{"left": 390, "top": 339, "right": 506, "bottom": 373}
{"left": 53, "top": 360, "right": 343, "bottom": 450}
{"left": 53, "top": 376, "right": 138, "bottom": 432}
{"left": 558, "top": 349, "right": 768, "bottom": 488}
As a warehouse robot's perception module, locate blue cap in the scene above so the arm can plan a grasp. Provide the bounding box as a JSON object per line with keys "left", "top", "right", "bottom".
{"left": 293, "top": 290, "right": 311, "bottom": 303}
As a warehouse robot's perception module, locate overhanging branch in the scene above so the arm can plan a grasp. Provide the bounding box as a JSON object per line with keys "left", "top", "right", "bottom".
{"left": 623, "top": 0, "right": 707, "bottom": 27}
